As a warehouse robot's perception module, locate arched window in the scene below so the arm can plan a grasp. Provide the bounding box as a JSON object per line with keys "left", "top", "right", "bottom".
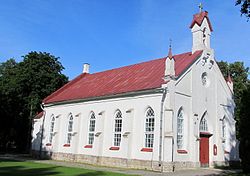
{"left": 200, "top": 117, "right": 208, "bottom": 132}
{"left": 145, "top": 107, "right": 155, "bottom": 148}
{"left": 49, "top": 115, "right": 55, "bottom": 144}
{"left": 222, "top": 116, "right": 226, "bottom": 139}
{"left": 113, "top": 110, "right": 122, "bottom": 147}
{"left": 177, "top": 108, "right": 184, "bottom": 149}
{"left": 88, "top": 112, "right": 96, "bottom": 145}
{"left": 66, "top": 113, "right": 73, "bottom": 144}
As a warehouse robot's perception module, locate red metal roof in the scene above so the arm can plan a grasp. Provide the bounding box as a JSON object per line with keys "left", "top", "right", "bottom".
{"left": 34, "top": 111, "right": 44, "bottom": 119}
{"left": 190, "top": 11, "right": 213, "bottom": 32}
{"left": 43, "top": 51, "right": 202, "bottom": 104}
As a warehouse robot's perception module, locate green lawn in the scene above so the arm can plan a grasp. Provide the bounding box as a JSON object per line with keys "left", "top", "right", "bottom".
{"left": 0, "top": 159, "right": 135, "bottom": 176}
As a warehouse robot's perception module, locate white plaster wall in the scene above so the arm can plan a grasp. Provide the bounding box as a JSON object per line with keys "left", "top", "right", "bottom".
{"left": 172, "top": 70, "right": 193, "bottom": 162}
{"left": 170, "top": 49, "right": 237, "bottom": 164}
{"left": 32, "top": 117, "right": 43, "bottom": 151}
{"left": 40, "top": 93, "right": 163, "bottom": 161}
{"left": 191, "top": 50, "right": 236, "bottom": 163}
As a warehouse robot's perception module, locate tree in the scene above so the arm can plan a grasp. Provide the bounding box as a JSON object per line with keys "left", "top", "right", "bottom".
{"left": 239, "top": 84, "right": 250, "bottom": 173}
{"left": 236, "top": 0, "right": 250, "bottom": 20}
{"left": 0, "top": 52, "right": 68, "bottom": 152}
{"left": 217, "top": 61, "right": 249, "bottom": 138}
{"left": 217, "top": 60, "right": 250, "bottom": 172}
{"left": 0, "top": 59, "right": 19, "bottom": 152}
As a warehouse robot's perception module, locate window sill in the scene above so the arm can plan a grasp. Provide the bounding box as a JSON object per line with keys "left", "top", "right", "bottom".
{"left": 109, "top": 146, "right": 120, "bottom": 150}
{"left": 141, "top": 148, "right": 153, "bottom": 152}
{"left": 63, "top": 144, "right": 70, "bottom": 147}
{"left": 84, "top": 145, "right": 93, "bottom": 148}
{"left": 177, "top": 150, "right": 188, "bottom": 154}
{"left": 46, "top": 143, "right": 52, "bottom": 146}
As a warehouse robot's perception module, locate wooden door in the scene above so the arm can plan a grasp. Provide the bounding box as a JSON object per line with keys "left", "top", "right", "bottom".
{"left": 200, "top": 136, "right": 209, "bottom": 167}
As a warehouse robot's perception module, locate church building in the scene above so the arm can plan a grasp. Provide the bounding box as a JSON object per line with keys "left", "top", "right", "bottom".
{"left": 32, "top": 10, "right": 239, "bottom": 172}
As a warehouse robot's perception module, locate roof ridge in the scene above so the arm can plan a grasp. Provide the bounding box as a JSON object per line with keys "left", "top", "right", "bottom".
{"left": 90, "top": 51, "right": 192, "bottom": 76}
{"left": 93, "top": 57, "right": 166, "bottom": 75}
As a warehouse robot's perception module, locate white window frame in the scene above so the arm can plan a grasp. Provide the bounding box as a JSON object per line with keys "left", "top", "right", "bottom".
{"left": 177, "top": 108, "right": 184, "bottom": 149}
{"left": 113, "top": 110, "right": 122, "bottom": 147}
{"left": 144, "top": 107, "right": 155, "bottom": 148}
{"left": 88, "top": 112, "right": 96, "bottom": 145}
{"left": 66, "top": 113, "right": 73, "bottom": 144}
{"left": 222, "top": 116, "right": 226, "bottom": 142}
{"left": 200, "top": 117, "right": 208, "bottom": 132}
{"left": 49, "top": 114, "right": 55, "bottom": 144}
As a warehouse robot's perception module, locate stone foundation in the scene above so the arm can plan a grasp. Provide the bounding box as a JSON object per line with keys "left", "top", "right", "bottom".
{"left": 31, "top": 150, "right": 218, "bottom": 172}
{"left": 31, "top": 150, "right": 52, "bottom": 159}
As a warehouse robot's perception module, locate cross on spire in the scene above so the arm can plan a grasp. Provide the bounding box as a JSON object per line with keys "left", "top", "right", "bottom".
{"left": 199, "top": 2, "right": 203, "bottom": 13}
{"left": 168, "top": 39, "right": 173, "bottom": 59}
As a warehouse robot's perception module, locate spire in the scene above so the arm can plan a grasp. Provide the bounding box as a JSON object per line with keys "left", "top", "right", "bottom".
{"left": 168, "top": 39, "right": 173, "bottom": 59}
{"left": 165, "top": 39, "right": 175, "bottom": 81}
{"left": 227, "top": 74, "right": 233, "bottom": 83}
{"left": 226, "top": 72, "right": 234, "bottom": 93}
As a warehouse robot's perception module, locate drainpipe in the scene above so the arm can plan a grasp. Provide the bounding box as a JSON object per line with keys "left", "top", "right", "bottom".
{"left": 171, "top": 110, "right": 175, "bottom": 172}
{"left": 159, "top": 87, "right": 167, "bottom": 172}
{"left": 39, "top": 103, "right": 46, "bottom": 159}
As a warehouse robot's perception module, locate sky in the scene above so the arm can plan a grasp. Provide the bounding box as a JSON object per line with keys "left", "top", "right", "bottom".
{"left": 0, "top": 0, "right": 249, "bottom": 80}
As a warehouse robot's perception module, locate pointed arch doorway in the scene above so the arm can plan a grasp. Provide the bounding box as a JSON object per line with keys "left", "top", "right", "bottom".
{"left": 199, "top": 113, "right": 212, "bottom": 167}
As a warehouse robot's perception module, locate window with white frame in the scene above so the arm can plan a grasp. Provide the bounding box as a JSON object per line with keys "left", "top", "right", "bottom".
{"left": 200, "top": 117, "right": 208, "bottom": 132}
{"left": 222, "top": 117, "right": 226, "bottom": 139}
{"left": 88, "top": 112, "right": 96, "bottom": 145}
{"left": 177, "top": 108, "right": 184, "bottom": 149}
{"left": 49, "top": 115, "right": 55, "bottom": 144}
{"left": 66, "top": 113, "right": 73, "bottom": 144}
{"left": 145, "top": 107, "right": 155, "bottom": 148}
{"left": 113, "top": 110, "right": 122, "bottom": 147}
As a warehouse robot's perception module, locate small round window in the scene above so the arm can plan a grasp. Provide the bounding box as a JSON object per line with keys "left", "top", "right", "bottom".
{"left": 201, "top": 72, "right": 209, "bottom": 87}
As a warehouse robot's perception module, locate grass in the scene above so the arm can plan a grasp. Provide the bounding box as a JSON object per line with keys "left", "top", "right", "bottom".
{"left": 0, "top": 158, "right": 136, "bottom": 176}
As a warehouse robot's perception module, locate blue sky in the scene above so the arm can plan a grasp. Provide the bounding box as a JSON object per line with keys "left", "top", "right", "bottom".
{"left": 0, "top": 0, "right": 249, "bottom": 79}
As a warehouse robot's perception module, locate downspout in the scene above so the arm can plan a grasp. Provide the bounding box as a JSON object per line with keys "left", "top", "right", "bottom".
{"left": 159, "top": 87, "right": 167, "bottom": 172}
{"left": 39, "top": 103, "right": 46, "bottom": 159}
{"left": 170, "top": 109, "right": 175, "bottom": 172}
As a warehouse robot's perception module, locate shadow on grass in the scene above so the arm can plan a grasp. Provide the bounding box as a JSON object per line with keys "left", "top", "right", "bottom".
{"left": 0, "top": 159, "right": 123, "bottom": 176}
{"left": 77, "top": 171, "right": 110, "bottom": 176}
{"left": 0, "top": 165, "right": 111, "bottom": 176}
{"left": 226, "top": 173, "right": 250, "bottom": 176}
{"left": 0, "top": 165, "right": 60, "bottom": 176}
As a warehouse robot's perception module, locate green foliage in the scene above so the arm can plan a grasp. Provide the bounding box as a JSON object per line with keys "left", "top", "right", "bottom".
{"left": 239, "top": 84, "right": 250, "bottom": 173}
{"left": 217, "top": 61, "right": 249, "bottom": 138}
{"left": 0, "top": 52, "right": 68, "bottom": 152}
{"left": 218, "top": 60, "right": 250, "bottom": 172}
{"left": 236, "top": 0, "right": 250, "bottom": 20}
